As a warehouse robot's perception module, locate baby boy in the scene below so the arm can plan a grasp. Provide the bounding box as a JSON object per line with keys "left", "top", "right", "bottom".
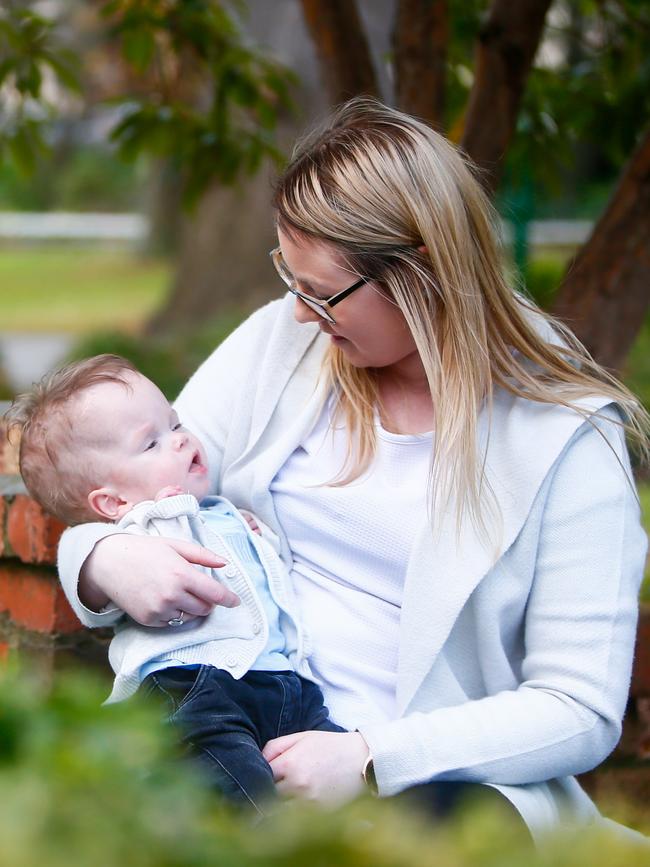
{"left": 4, "top": 354, "right": 343, "bottom": 814}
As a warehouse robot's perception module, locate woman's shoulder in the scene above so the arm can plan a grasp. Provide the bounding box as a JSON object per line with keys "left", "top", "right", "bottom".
{"left": 486, "top": 389, "right": 625, "bottom": 500}
{"left": 204, "top": 294, "right": 318, "bottom": 364}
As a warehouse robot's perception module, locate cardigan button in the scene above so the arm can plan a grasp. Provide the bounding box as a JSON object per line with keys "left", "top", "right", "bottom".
{"left": 223, "top": 565, "right": 237, "bottom": 578}
{"left": 225, "top": 655, "right": 238, "bottom": 668}
{"left": 252, "top": 623, "right": 261, "bottom": 635}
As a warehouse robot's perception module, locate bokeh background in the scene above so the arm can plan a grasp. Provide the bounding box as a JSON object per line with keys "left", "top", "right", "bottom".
{"left": 0, "top": 1, "right": 649, "bottom": 858}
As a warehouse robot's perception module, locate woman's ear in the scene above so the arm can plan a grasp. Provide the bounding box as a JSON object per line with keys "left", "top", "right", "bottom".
{"left": 417, "top": 244, "right": 427, "bottom": 255}
{"left": 87, "top": 487, "right": 125, "bottom": 521}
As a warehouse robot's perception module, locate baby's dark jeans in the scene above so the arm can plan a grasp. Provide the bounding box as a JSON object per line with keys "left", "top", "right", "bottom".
{"left": 141, "top": 665, "right": 344, "bottom": 814}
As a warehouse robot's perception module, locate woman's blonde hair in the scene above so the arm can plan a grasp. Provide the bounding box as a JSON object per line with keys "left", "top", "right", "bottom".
{"left": 273, "top": 97, "right": 649, "bottom": 536}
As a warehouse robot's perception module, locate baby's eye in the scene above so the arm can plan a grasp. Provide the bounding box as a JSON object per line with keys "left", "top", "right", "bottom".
{"left": 172, "top": 422, "right": 182, "bottom": 431}
{"left": 145, "top": 439, "right": 157, "bottom": 451}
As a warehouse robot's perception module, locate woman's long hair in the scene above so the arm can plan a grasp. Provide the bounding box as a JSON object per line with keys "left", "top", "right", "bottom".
{"left": 273, "top": 97, "right": 649, "bottom": 537}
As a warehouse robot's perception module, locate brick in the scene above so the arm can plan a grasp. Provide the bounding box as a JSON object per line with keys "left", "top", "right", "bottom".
{"left": 0, "top": 563, "right": 81, "bottom": 634}
{"left": 631, "top": 604, "right": 650, "bottom": 698}
{"left": 7, "top": 495, "right": 66, "bottom": 565}
{"left": 0, "top": 495, "right": 5, "bottom": 557}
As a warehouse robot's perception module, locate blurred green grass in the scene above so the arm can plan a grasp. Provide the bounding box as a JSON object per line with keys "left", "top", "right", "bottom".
{"left": 0, "top": 244, "right": 169, "bottom": 333}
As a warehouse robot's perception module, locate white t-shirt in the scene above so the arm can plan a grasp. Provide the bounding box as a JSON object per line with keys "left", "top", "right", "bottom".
{"left": 270, "top": 398, "right": 433, "bottom": 729}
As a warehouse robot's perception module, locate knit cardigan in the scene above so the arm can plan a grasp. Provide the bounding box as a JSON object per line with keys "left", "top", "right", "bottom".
{"left": 58, "top": 295, "right": 648, "bottom": 842}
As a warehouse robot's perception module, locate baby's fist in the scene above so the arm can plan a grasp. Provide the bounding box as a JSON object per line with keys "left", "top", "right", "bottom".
{"left": 155, "top": 485, "right": 185, "bottom": 501}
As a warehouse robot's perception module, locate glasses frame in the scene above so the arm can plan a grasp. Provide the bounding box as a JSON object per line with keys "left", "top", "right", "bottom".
{"left": 269, "top": 246, "right": 368, "bottom": 324}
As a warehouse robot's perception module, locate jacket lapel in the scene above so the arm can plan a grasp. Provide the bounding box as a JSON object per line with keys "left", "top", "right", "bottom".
{"left": 396, "top": 391, "right": 613, "bottom": 713}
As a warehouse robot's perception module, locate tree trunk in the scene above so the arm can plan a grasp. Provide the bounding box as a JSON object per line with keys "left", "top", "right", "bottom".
{"left": 299, "top": 0, "right": 380, "bottom": 104}
{"left": 147, "top": 167, "right": 280, "bottom": 334}
{"left": 552, "top": 127, "right": 650, "bottom": 372}
{"left": 393, "top": 0, "right": 447, "bottom": 130}
{"left": 461, "top": 0, "right": 552, "bottom": 193}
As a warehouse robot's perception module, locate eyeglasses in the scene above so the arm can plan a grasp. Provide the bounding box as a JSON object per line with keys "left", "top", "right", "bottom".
{"left": 269, "top": 246, "right": 368, "bottom": 324}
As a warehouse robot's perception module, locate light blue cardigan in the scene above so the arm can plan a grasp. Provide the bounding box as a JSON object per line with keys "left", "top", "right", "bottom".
{"left": 58, "top": 295, "right": 647, "bottom": 842}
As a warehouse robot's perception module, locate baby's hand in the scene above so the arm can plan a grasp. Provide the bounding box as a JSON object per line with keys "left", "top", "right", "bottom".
{"left": 155, "top": 485, "right": 185, "bottom": 501}
{"left": 239, "top": 509, "right": 262, "bottom": 535}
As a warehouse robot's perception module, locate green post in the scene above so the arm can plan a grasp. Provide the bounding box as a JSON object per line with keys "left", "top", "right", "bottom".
{"left": 511, "top": 168, "right": 535, "bottom": 280}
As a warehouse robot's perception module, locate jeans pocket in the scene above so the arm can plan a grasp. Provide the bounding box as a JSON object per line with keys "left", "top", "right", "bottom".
{"left": 171, "top": 665, "right": 212, "bottom": 716}
{"left": 147, "top": 665, "right": 210, "bottom": 718}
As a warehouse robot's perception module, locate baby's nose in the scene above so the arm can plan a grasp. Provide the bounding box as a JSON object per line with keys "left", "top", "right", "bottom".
{"left": 173, "top": 431, "right": 188, "bottom": 449}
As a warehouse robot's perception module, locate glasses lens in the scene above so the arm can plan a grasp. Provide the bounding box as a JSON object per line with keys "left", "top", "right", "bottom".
{"left": 270, "top": 248, "right": 335, "bottom": 323}
{"left": 271, "top": 248, "right": 293, "bottom": 288}
{"left": 296, "top": 293, "right": 334, "bottom": 322}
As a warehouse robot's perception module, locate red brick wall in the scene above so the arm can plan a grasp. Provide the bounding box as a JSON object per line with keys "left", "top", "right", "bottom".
{"left": 0, "top": 415, "right": 109, "bottom": 674}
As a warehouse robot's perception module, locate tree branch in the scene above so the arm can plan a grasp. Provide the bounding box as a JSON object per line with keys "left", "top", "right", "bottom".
{"left": 299, "top": 0, "right": 380, "bottom": 105}
{"left": 461, "top": 0, "right": 552, "bottom": 193}
{"left": 392, "top": 0, "right": 447, "bottom": 130}
{"left": 552, "top": 126, "right": 650, "bottom": 372}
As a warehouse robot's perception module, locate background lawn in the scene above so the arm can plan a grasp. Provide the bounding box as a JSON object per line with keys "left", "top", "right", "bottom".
{"left": 0, "top": 244, "right": 169, "bottom": 333}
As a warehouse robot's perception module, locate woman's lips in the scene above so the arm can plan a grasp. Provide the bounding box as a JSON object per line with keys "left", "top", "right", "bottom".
{"left": 320, "top": 327, "right": 346, "bottom": 343}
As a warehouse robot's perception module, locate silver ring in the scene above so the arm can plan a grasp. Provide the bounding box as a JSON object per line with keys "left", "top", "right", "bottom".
{"left": 167, "top": 611, "right": 185, "bottom": 627}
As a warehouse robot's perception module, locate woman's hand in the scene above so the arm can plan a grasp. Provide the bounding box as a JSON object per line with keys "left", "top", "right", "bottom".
{"left": 80, "top": 534, "right": 240, "bottom": 626}
{"left": 262, "top": 731, "right": 369, "bottom": 804}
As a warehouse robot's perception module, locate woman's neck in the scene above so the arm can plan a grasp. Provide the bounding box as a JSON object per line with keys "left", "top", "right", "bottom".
{"left": 375, "top": 356, "right": 434, "bottom": 435}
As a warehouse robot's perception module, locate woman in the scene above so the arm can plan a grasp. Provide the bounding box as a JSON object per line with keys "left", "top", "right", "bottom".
{"left": 58, "top": 98, "right": 649, "bottom": 841}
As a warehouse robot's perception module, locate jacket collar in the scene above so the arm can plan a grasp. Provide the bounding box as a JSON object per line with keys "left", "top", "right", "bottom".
{"left": 396, "top": 390, "right": 613, "bottom": 711}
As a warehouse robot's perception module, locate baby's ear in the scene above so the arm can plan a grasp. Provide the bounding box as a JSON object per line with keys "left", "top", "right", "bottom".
{"left": 87, "top": 487, "right": 124, "bottom": 521}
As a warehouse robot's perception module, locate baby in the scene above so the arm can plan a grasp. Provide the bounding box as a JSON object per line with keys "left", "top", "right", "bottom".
{"left": 4, "top": 354, "right": 343, "bottom": 813}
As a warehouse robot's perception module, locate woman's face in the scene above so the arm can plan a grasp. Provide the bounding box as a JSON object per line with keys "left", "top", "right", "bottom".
{"left": 277, "top": 228, "right": 420, "bottom": 374}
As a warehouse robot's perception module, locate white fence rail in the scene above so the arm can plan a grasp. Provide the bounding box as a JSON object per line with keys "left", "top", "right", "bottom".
{"left": 0, "top": 212, "right": 593, "bottom": 247}
{"left": 0, "top": 212, "right": 148, "bottom": 242}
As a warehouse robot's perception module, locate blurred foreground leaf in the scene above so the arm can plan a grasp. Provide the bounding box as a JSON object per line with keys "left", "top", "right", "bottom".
{"left": 0, "top": 663, "right": 648, "bottom": 867}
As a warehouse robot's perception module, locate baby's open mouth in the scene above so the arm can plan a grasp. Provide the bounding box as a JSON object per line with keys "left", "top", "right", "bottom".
{"left": 189, "top": 451, "right": 204, "bottom": 473}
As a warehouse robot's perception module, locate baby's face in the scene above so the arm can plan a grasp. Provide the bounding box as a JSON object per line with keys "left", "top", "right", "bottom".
{"left": 79, "top": 371, "right": 211, "bottom": 511}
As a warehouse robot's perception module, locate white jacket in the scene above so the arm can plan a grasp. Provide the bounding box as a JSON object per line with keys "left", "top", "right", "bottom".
{"left": 58, "top": 295, "right": 647, "bottom": 841}
{"left": 103, "top": 494, "right": 311, "bottom": 703}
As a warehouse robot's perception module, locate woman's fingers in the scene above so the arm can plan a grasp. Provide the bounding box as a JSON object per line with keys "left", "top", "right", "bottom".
{"left": 146, "top": 539, "right": 240, "bottom": 615}
{"left": 261, "top": 732, "right": 303, "bottom": 765}
{"left": 82, "top": 534, "right": 238, "bottom": 627}
{"left": 262, "top": 731, "right": 369, "bottom": 803}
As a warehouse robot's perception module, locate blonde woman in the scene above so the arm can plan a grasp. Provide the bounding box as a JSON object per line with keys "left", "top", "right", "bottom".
{"left": 58, "top": 99, "right": 648, "bottom": 841}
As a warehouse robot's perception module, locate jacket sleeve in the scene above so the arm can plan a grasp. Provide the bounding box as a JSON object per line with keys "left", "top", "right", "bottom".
{"left": 360, "top": 409, "right": 647, "bottom": 794}
{"left": 57, "top": 523, "right": 142, "bottom": 628}
{"left": 56, "top": 302, "right": 282, "bottom": 622}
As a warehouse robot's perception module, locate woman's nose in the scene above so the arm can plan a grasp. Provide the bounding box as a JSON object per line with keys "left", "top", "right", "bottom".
{"left": 293, "top": 296, "right": 322, "bottom": 324}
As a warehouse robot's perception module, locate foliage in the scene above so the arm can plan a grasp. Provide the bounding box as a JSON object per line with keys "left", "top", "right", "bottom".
{"left": 0, "top": 145, "right": 142, "bottom": 212}
{"left": 0, "top": 663, "right": 648, "bottom": 867}
{"left": 103, "top": 0, "right": 296, "bottom": 205}
{"left": 623, "top": 315, "right": 650, "bottom": 419}
{"left": 522, "top": 255, "right": 566, "bottom": 310}
{"left": 67, "top": 310, "right": 245, "bottom": 399}
{"left": 639, "top": 481, "right": 650, "bottom": 603}
{"left": 0, "top": 1, "right": 79, "bottom": 174}
{"left": 501, "top": 0, "right": 650, "bottom": 215}
{"left": 0, "top": 1, "right": 295, "bottom": 209}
